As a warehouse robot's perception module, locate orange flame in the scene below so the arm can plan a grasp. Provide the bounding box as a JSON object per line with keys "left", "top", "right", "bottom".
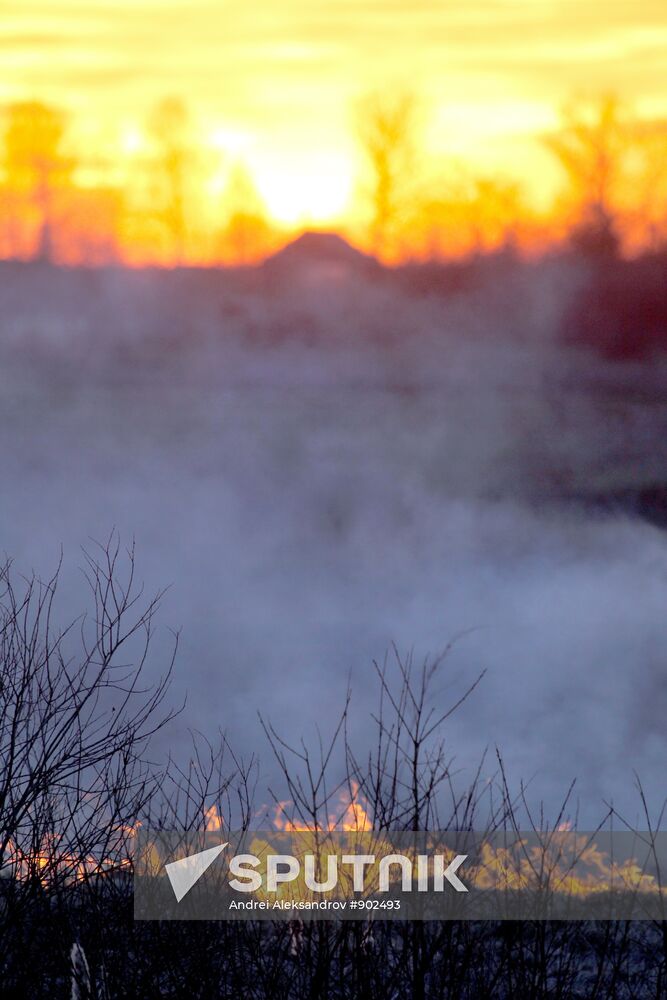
{"left": 270, "top": 781, "right": 371, "bottom": 832}
{"left": 205, "top": 804, "right": 223, "bottom": 831}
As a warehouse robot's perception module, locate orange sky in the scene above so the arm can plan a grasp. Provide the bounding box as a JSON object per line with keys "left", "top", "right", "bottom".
{"left": 3, "top": 0, "right": 667, "bottom": 226}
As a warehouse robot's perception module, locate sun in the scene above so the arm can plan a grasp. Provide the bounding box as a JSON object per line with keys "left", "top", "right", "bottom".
{"left": 249, "top": 149, "right": 353, "bottom": 226}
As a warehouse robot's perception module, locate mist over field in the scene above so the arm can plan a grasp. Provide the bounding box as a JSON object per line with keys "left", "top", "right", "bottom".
{"left": 2, "top": 247, "right": 667, "bottom": 823}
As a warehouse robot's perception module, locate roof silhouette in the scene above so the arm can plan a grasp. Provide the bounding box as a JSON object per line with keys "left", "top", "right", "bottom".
{"left": 263, "top": 231, "right": 378, "bottom": 271}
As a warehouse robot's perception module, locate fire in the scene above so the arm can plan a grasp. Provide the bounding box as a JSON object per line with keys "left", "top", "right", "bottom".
{"left": 270, "top": 781, "right": 371, "bottom": 833}
{"left": 205, "top": 804, "right": 224, "bottom": 831}
{"left": 474, "top": 834, "right": 660, "bottom": 897}
{"left": 338, "top": 782, "right": 371, "bottom": 832}
{"left": 3, "top": 820, "right": 142, "bottom": 887}
{"left": 5, "top": 836, "right": 117, "bottom": 885}
{"left": 270, "top": 803, "right": 315, "bottom": 833}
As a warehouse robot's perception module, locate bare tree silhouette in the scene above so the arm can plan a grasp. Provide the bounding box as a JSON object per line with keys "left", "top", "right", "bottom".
{"left": 148, "top": 97, "right": 194, "bottom": 265}
{"left": 356, "top": 92, "right": 419, "bottom": 259}
{"left": 218, "top": 164, "right": 274, "bottom": 264}
{"left": 2, "top": 101, "right": 73, "bottom": 262}
{"left": 0, "top": 543, "right": 666, "bottom": 996}
{"left": 0, "top": 536, "right": 176, "bottom": 946}
{"left": 544, "top": 95, "right": 630, "bottom": 256}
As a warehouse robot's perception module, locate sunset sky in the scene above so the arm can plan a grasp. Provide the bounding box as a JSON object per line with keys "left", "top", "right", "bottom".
{"left": 3, "top": 0, "right": 667, "bottom": 226}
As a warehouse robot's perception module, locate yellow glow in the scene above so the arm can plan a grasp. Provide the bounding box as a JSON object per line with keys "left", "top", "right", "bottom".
{"left": 119, "top": 124, "right": 144, "bottom": 156}
{"left": 250, "top": 152, "right": 353, "bottom": 225}
{"left": 2, "top": 1, "right": 667, "bottom": 258}
{"left": 207, "top": 126, "right": 252, "bottom": 157}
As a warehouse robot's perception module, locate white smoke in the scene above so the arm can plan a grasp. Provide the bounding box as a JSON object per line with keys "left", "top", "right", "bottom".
{"left": 1, "top": 258, "right": 666, "bottom": 823}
